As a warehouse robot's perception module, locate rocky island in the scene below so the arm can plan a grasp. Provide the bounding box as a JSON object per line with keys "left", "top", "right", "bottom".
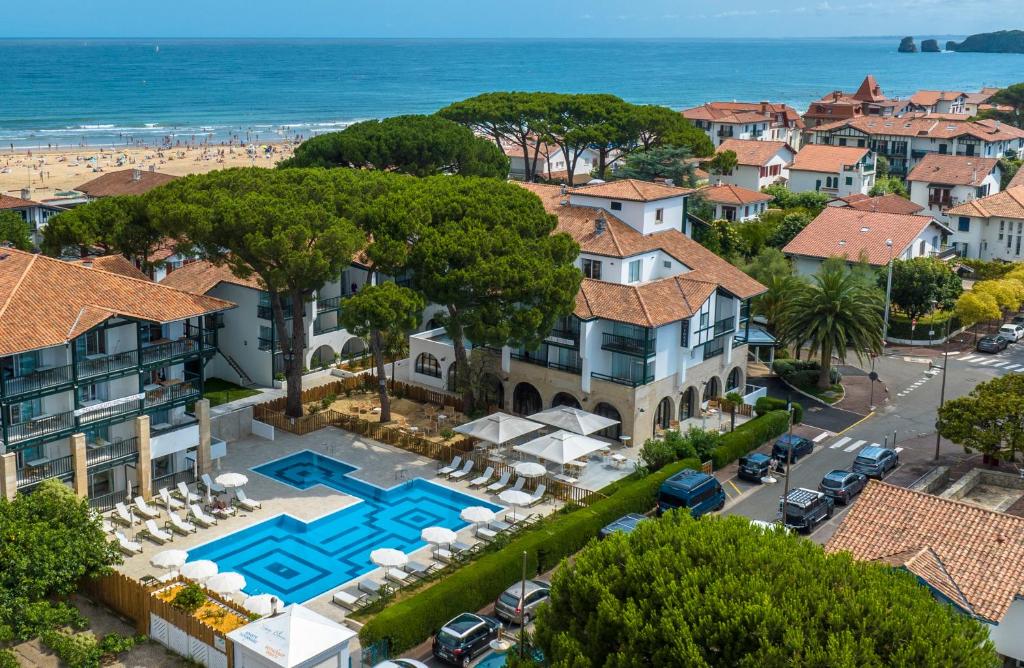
{"left": 946, "top": 30, "right": 1024, "bottom": 53}
{"left": 921, "top": 39, "right": 941, "bottom": 53}
{"left": 898, "top": 36, "right": 917, "bottom": 53}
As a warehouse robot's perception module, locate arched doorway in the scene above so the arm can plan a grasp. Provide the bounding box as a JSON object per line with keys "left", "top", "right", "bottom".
{"left": 726, "top": 367, "right": 744, "bottom": 393}
{"left": 414, "top": 353, "right": 441, "bottom": 378}
{"left": 654, "top": 396, "right": 674, "bottom": 431}
{"left": 551, "top": 392, "right": 581, "bottom": 409}
{"left": 512, "top": 382, "right": 543, "bottom": 416}
{"left": 703, "top": 377, "right": 721, "bottom": 402}
{"left": 309, "top": 344, "right": 335, "bottom": 369}
{"left": 341, "top": 337, "right": 368, "bottom": 357}
{"left": 680, "top": 387, "right": 699, "bottom": 420}
{"left": 446, "top": 363, "right": 461, "bottom": 393}
{"left": 480, "top": 373, "right": 505, "bottom": 411}
{"left": 593, "top": 402, "right": 622, "bottom": 440}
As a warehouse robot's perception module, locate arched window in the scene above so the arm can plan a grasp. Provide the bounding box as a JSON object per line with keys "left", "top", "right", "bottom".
{"left": 680, "top": 387, "right": 699, "bottom": 420}
{"left": 446, "top": 363, "right": 460, "bottom": 392}
{"left": 551, "top": 392, "right": 581, "bottom": 409}
{"left": 414, "top": 353, "right": 441, "bottom": 378}
{"left": 703, "top": 377, "right": 721, "bottom": 402}
{"left": 654, "top": 396, "right": 674, "bottom": 431}
{"left": 593, "top": 402, "right": 622, "bottom": 440}
{"left": 726, "top": 367, "right": 743, "bottom": 392}
{"left": 512, "top": 383, "right": 543, "bottom": 416}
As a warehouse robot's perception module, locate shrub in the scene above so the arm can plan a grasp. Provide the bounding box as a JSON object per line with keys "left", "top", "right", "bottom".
{"left": 639, "top": 437, "right": 678, "bottom": 472}
{"left": 171, "top": 583, "right": 206, "bottom": 613}
{"left": 725, "top": 391, "right": 743, "bottom": 404}
{"left": 684, "top": 427, "right": 721, "bottom": 462}
{"left": 754, "top": 396, "right": 803, "bottom": 424}
{"left": 0, "top": 650, "right": 17, "bottom": 668}
{"left": 440, "top": 428, "right": 455, "bottom": 441}
{"left": 711, "top": 410, "right": 790, "bottom": 469}
{"left": 40, "top": 630, "right": 143, "bottom": 668}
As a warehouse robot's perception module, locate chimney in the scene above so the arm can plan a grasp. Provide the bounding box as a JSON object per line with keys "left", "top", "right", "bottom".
{"left": 81, "top": 257, "right": 94, "bottom": 268}
{"left": 19, "top": 187, "right": 31, "bottom": 201}
{"left": 595, "top": 214, "right": 607, "bottom": 235}
{"left": 131, "top": 168, "right": 142, "bottom": 182}
{"left": 665, "top": 179, "right": 674, "bottom": 187}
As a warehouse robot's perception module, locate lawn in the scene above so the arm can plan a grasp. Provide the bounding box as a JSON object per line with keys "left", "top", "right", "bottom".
{"left": 203, "top": 378, "right": 261, "bottom": 407}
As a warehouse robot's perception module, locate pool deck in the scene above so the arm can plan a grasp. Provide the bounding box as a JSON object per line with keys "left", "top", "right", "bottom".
{"left": 113, "top": 425, "right": 561, "bottom": 627}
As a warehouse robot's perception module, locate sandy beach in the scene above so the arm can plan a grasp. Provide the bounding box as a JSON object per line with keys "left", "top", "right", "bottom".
{"left": 0, "top": 142, "right": 295, "bottom": 201}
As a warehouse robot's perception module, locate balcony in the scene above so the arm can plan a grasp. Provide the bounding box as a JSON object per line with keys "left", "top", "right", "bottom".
{"left": 2, "top": 364, "right": 75, "bottom": 399}
{"left": 258, "top": 337, "right": 275, "bottom": 351}
{"left": 86, "top": 436, "right": 139, "bottom": 470}
{"left": 144, "top": 373, "right": 201, "bottom": 409}
{"left": 714, "top": 316, "right": 736, "bottom": 337}
{"left": 5, "top": 411, "right": 76, "bottom": 447}
{"left": 317, "top": 295, "right": 345, "bottom": 313}
{"left": 77, "top": 350, "right": 139, "bottom": 382}
{"left": 140, "top": 332, "right": 216, "bottom": 367}
{"left": 16, "top": 454, "right": 74, "bottom": 490}
{"left": 257, "top": 304, "right": 295, "bottom": 321}
{"left": 545, "top": 327, "right": 579, "bottom": 348}
{"left": 78, "top": 398, "right": 140, "bottom": 427}
{"left": 601, "top": 332, "right": 656, "bottom": 358}
{"left": 591, "top": 371, "right": 653, "bottom": 387}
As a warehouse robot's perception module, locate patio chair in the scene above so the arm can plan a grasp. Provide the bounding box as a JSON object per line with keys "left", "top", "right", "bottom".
{"left": 526, "top": 484, "right": 547, "bottom": 507}
{"left": 438, "top": 456, "right": 462, "bottom": 477}
{"left": 385, "top": 567, "right": 417, "bottom": 587}
{"left": 510, "top": 477, "right": 526, "bottom": 492}
{"left": 489, "top": 519, "right": 513, "bottom": 533}
{"left": 210, "top": 503, "right": 236, "bottom": 520}
{"left": 486, "top": 471, "right": 511, "bottom": 493}
{"left": 235, "top": 489, "right": 262, "bottom": 511}
{"left": 448, "top": 459, "right": 475, "bottom": 481}
{"left": 468, "top": 466, "right": 494, "bottom": 488}
{"left": 113, "top": 502, "right": 137, "bottom": 526}
{"left": 175, "top": 481, "right": 200, "bottom": 503}
{"left": 133, "top": 496, "right": 161, "bottom": 520}
{"left": 358, "top": 578, "right": 386, "bottom": 596}
{"left": 200, "top": 473, "right": 225, "bottom": 494}
{"left": 332, "top": 586, "right": 372, "bottom": 611}
{"left": 189, "top": 504, "right": 218, "bottom": 527}
{"left": 114, "top": 531, "right": 143, "bottom": 555}
{"left": 141, "top": 519, "right": 173, "bottom": 544}
{"left": 167, "top": 512, "right": 197, "bottom": 535}
{"left": 158, "top": 487, "right": 185, "bottom": 510}
{"left": 476, "top": 525, "right": 499, "bottom": 541}
{"left": 406, "top": 559, "right": 441, "bottom": 579}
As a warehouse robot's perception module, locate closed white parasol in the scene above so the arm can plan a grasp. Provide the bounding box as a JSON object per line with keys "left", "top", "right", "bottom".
{"left": 243, "top": 594, "right": 281, "bottom": 616}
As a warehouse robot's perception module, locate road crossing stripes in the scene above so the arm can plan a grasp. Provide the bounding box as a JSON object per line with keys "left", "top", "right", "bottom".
{"left": 845, "top": 439, "right": 867, "bottom": 452}
{"left": 813, "top": 432, "right": 830, "bottom": 443}
{"left": 830, "top": 436, "right": 852, "bottom": 450}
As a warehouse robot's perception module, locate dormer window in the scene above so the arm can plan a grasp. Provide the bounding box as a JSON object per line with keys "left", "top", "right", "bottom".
{"left": 610, "top": 201, "right": 622, "bottom": 211}
{"left": 582, "top": 258, "right": 602, "bottom": 280}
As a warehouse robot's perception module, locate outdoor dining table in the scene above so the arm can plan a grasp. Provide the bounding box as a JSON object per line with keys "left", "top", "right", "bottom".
{"left": 611, "top": 453, "right": 628, "bottom": 469}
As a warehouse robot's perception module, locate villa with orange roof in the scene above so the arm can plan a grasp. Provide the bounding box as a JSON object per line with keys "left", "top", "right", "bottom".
{"left": 697, "top": 183, "right": 773, "bottom": 222}
{"left": 787, "top": 144, "right": 876, "bottom": 197}
{"left": 907, "top": 154, "right": 1001, "bottom": 224}
{"left": 802, "top": 75, "right": 909, "bottom": 129}
{"left": 907, "top": 90, "right": 968, "bottom": 115}
{"left": 0, "top": 191, "right": 65, "bottom": 248}
{"left": 946, "top": 186, "right": 1024, "bottom": 261}
{"left": 713, "top": 139, "right": 795, "bottom": 192}
{"left": 682, "top": 101, "right": 804, "bottom": 149}
{"left": 404, "top": 178, "right": 767, "bottom": 444}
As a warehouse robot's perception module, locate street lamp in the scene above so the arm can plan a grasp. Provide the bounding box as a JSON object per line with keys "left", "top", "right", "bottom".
{"left": 882, "top": 239, "right": 894, "bottom": 348}
{"left": 934, "top": 299, "right": 951, "bottom": 461}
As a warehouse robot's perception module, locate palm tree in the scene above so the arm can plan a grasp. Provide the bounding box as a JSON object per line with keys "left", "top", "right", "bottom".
{"left": 754, "top": 273, "right": 804, "bottom": 335}
{"left": 779, "top": 261, "right": 884, "bottom": 388}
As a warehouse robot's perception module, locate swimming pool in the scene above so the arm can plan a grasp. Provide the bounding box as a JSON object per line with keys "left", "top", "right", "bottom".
{"left": 188, "top": 450, "right": 501, "bottom": 604}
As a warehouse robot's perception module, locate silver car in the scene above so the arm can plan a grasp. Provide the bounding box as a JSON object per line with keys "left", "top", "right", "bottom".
{"left": 493, "top": 579, "right": 550, "bottom": 625}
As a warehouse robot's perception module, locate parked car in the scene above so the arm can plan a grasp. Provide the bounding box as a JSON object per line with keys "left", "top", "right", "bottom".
{"left": 599, "top": 513, "right": 648, "bottom": 538}
{"left": 999, "top": 324, "right": 1024, "bottom": 342}
{"left": 771, "top": 433, "right": 814, "bottom": 463}
{"left": 432, "top": 613, "right": 502, "bottom": 666}
{"left": 818, "top": 469, "right": 868, "bottom": 504}
{"left": 737, "top": 453, "right": 772, "bottom": 482}
{"left": 977, "top": 335, "right": 1010, "bottom": 353}
{"left": 494, "top": 579, "right": 550, "bottom": 625}
{"left": 1012, "top": 314, "right": 1024, "bottom": 327}
{"left": 852, "top": 446, "right": 900, "bottom": 479}
{"left": 779, "top": 488, "right": 834, "bottom": 532}
{"left": 656, "top": 469, "right": 725, "bottom": 518}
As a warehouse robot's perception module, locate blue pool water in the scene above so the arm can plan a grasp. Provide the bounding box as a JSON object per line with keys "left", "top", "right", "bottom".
{"left": 188, "top": 450, "right": 501, "bottom": 604}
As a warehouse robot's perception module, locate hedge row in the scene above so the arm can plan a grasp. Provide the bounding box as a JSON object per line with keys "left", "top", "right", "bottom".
{"left": 358, "top": 456, "right": 701, "bottom": 654}
{"left": 886, "top": 312, "right": 961, "bottom": 340}
{"left": 754, "top": 396, "right": 804, "bottom": 425}
{"left": 710, "top": 409, "right": 791, "bottom": 468}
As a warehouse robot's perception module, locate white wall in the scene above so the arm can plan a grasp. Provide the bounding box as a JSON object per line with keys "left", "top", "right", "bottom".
{"left": 209, "top": 283, "right": 271, "bottom": 386}
{"left": 987, "top": 598, "right": 1024, "bottom": 663}
{"left": 910, "top": 172, "right": 1001, "bottom": 225}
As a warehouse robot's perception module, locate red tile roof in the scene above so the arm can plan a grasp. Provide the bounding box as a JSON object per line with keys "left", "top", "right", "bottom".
{"left": 948, "top": 186, "right": 1024, "bottom": 220}
{"left": 0, "top": 194, "right": 59, "bottom": 210}
{"left": 716, "top": 139, "right": 794, "bottom": 166}
{"left": 783, "top": 207, "right": 943, "bottom": 265}
{"left": 789, "top": 145, "right": 871, "bottom": 174}
{"left": 845, "top": 194, "right": 925, "bottom": 215}
{"left": 698, "top": 183, "right": 773, "bottom": 206}
{"left": 159, "top": 259, "right": 264, "bottom": 295}
{"left": 814, "top": 115, "right": 1024, "bottom": 142}
{"left": 1009, "top": 169, "right": 1024, "bottom": 190}
{"left": 75, "top": 169, "right": 178, "bottom": 197}
{"left": 570, "top": 179, "right": 694, "bottom": 202}
{"left": 69, "top": 255, "right": 150, "bottom": 281}
{"left": 575, "top": 275, "right": 718, "bottom": 327}
{"left": 826, "top": 481, "right": 1024, "bottom": 623}
{"left": 910, "top": 90, "right": 965, "bottom": 107}
{"left": 907, "top": 154, "right": 999, "bottom": 186}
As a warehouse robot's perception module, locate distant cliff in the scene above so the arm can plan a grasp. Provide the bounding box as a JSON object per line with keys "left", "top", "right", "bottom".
{"left": 921, "top": 39, "right": 941, "bottom": 53}
{"left": 898, "top": 37, "right": 917, "bottom": 53}
{"left": 947, "top": 30, "right": 1024, "bottom": 53}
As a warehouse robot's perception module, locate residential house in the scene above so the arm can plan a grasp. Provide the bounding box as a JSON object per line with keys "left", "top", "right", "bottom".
{"left": 160, "top": 259, "right": 373, "bottom": 387}
{"left": 500, "top": 139, "right": 600, "bottom": 184}
{"left": 826, "top": 481, "right": 1024, "bottom": 664}
{"left": 907, "top": 154, "right": 1001, "bottom": 224}
{"left": 802, "top": 75, "right": 908, "bottom": 129}
{"left": 963, "top": 87, "right": 1006, "bottom": 116}
{"left": 697, "top": 183, "right": 773, "bottom": 222}
{"left": 827, "top": 193, "right": 925, "bottom": 215}
{"left": 713, "top": 139, "right": 795, "bottom": 192}
{"left": 1011, "top": 168, "right": 1024, "bottom": 190}
{"left": 76, "top": 168, "right": 177, "bottom": 200}
{"left": 0, "top": 249, "right": 233, "bottom": 507}
{"left": 811, "top": 114, "right": 1024, "bottom": 177}
{"left": 787, "top": 145, "right": 876, "bottom": 197}
{"left": 946, "top": 186, "right": 1024, "bottom": 260}
{"left": 0, "top": 191, "right": 65, "bottom": 248}
{"left": 783, "top": 207, "right": 950, "bottom": 275}
{"left": 405, "top": 178, "right": 767, "bottom": 445}
{"left": 682, "top": 101, "right": 804, "bottom": 149}
{"left": 907, "top": 90, "right": 968, "bottom": 115}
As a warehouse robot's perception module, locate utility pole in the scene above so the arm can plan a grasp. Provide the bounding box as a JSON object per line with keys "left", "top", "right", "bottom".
{"left": 519, "top": 550, "right": 528, "bottom": 659}
{"left": 882, "top": 239, "right": 895, "bottom": 348}
{"left": 935, "top": 314, "right": 951, "bottom": 461}
{"left": 780, "top": 397, "right": 795, "bottom": 526}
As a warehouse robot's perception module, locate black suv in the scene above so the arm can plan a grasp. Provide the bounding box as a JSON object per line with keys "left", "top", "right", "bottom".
{"left": 432, "top": 613, "right": 502, "bottom": 666}
{"left": 737, "top": 453, "right": 772, "bottom": 482}
{"left": 779, "top": 488, "right": 834, "bottom": 532}
{"left": 818, "top": 469, "right": 867, "bottom": 504}
{"left": 977, "top": 335, "right": 1010, "bottom": 353}
{"left": 771, "top": 434, "right": 814, "bottom": 463}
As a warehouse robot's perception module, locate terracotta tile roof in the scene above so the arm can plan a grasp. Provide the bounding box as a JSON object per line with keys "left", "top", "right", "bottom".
{"left": 825, "top": 481, "right": 1024, "bottom": 622}
{"left": 684, "top": 101, "right": 803, "bottom": 128}
{"left": 789, "top": 145, "right": 871, "bottom": 174}
{"left": 716, "top": 139, "right": 794, "bottom": 166}
{"left": 698, "top": 183, "right": 773, "bottom": 206}
{"left": 518, "top": 182, "right": 765, "bottom": 300}
{"left": 69, "top": 255, "right": 150, "bottom": 281}
{"left": 783, "top": 207, "right": 944, "bottom": 265}
{"left": 570, "top": 179, "right": 694, "bottom": 202}
{"left": 682, "top": 104, "right": 771, "bottom": 125}
{"left": 0, "top": 194, "right": 61, "bottom": 210}
{"left": 853, "top": 75, "right": 886, "bottom": 103}
{"left": 948, "top": 186, "right": 1024, "bottom": 220}
{"left": 833, "top": 193, "right": 870, "bottom": 205}
{"left": 75, "top": 169, "right": 178, "bottom": 197}
{"left": 910, "top": 90, "right": 965, "bottom": 107}
{"left": 0, "top": 249, "right": 234, "bottom": 356}
{"left": 845, "top": 194, "right": 925, "bottom": 215}
{"left": 575, "top": 276, "right": 716, "bottom": 327}
{"left": 907, "top": 154, "right": 999, "bottom": 186}
{"left": 814, "top": 115, "right": 1024, "bottom": 142}
{"left": 1009, "top": 169, "right": 1024, "bottom": 190}
{"left": 159, "top": 259, "right": 264, "bottom": 295}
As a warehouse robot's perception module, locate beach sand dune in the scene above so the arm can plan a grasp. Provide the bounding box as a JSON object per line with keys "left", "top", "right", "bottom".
{"left": 0, "top": 143, "right": 295, "bottom": 201}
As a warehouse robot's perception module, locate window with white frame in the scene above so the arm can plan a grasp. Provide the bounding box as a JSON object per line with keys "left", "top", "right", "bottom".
{"left": 628, "top": 260, "right": 641, "bottom": 283}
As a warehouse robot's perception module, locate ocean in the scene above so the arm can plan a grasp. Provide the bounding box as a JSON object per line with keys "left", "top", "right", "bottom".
{"left": 0, "top": 37, "right": 1021, "bottom": 148}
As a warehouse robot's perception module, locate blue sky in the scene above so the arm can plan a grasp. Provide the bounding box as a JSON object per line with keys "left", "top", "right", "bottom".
{"left": 4, "top": 0, "right": 1023, "bottom": 38}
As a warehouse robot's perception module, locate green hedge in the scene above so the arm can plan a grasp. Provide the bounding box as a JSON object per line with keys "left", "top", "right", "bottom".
{"left": 754, "top": 396, "right": 803, "bottom": 424}
{"left": 711, "top": 410, "right": 790, "bottom": 469}
{"left": 886, "top": 312, "right": 961, "bottom": 340}
{"left": 358, "top": 457, "right": 701, "bottom": 654}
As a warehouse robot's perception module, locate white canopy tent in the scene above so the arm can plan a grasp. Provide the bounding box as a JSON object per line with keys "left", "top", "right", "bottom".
{"left": 228, "top": 604, "right": 357, "bottom": 668}
{"left": 453, "top": 412, "right": 543, "bottom": 445}
{"left": 513, "top": 430, "right": 608, "bottom": 466}
{"left": 528, "top": 406, "right": 619, "bottom": 436}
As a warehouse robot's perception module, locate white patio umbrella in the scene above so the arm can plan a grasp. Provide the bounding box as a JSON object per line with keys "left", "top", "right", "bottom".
{"left": 460, "top": 506, "right": 496, "bottom": 525}
{"left": 453, "top": 412, "right": 544, "bottom": 445}
{"left": 514, "top": 462, "right": 546, "bottom": 478}
{"left": 243, "top": 594, "right": 280, "bottom": 616}
{"left": 150, "top": 549, "right": 188, "bottom": 573}
{"left": 215, "top": 472, "right": 249, "bottom": 489}
{"left": 421, "top": 526, "right": 457, "bottom": 548}
{"left": 499, "top": 489, "right": 532, "bottom": 523}
{"left": 514, "top": 430, "right": 608, "bottom": 471}
{"left": 206, "top": 571, "right": 247, "bottom": 595}
{"left": 528, "top": 406, "right": 619, "bottom": 435}
{"left": 371, "top": 548, "right": 408, "bottom": 578}
{"left": 181, "top": 560, "right": 218, "bottom": 582}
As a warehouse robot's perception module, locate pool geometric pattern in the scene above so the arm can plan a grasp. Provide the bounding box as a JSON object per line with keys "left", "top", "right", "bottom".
{"left": 188, "top": 450, "right": 501, "bottom": 604}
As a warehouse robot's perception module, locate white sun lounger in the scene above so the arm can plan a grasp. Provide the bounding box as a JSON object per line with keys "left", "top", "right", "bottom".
{"left": 469, "top": 467, "right": 494, "bottom": 488}
{"left": 435, "top": 540, "right": 476, "bottom": 564}
{"left": 526, "top": 485, "right": 547, "bottom": 507}
{"left": 510, "top": 477, "right": 526, "bottom": 492}
{"left": 476, "top": 525, "right": 499, "bottom": 541}
{"left": 114, "top": 531, "right": 142, "bottom": 555}
{"left": 438, "top": 456, "right": 462, "bottom": 477}
{"left": 167, "top": 512, "right": 197, "bottom": 535}
{"left": 189, "top": 504, "right": 218, "bottom": 527}
{"left": 406, "top": 559, "right": 440, "bottom": 578}
{"left": 448, "top": 459, "right": 474, "bottom": 481}
{"left": 158, "top": 488, "right": 185, "bottom": 510}
{"left": 235, "top": 489, "right": 262, "bottom": 511}
{"left": 358, "top": 578, "right": 385, "bottom": 595}
{"left": 385, "top": 567, "right": 417, "bottom": 586}
{"left": 201, "top": 473, "right": 225, "bottom": 494}
{"left": 211, "top": 504, "right": 236, "bottom": 519}
{"left": 113, "top": 502, "right": 137, "bottom": 526}
{"left": 134, "top": 496, "right": 161, "bottom": 520}
{"left": 142, "top": 519, "right": 173, "bottom": 544}
{"left": 486, "top": 471, "right": 511, "bottom": 493}
{"left": 175, "top": 481, "right": 200, "bottom": 503}
{"left": 332, "top": 586, "right": 372, "bottom": 611}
